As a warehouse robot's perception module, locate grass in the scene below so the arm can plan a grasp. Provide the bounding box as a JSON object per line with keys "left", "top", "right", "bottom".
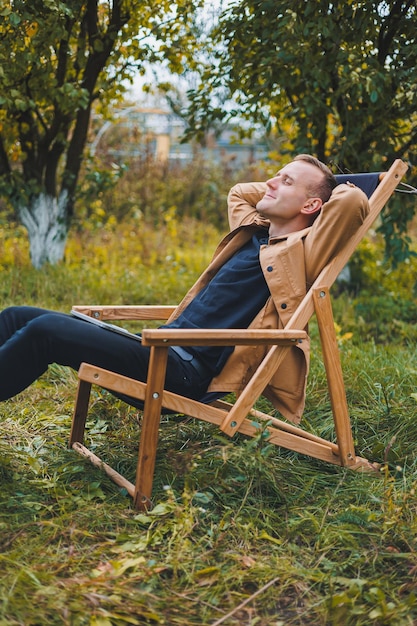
{"left": 1, "top": 218, "right": 417, "bottom": 625}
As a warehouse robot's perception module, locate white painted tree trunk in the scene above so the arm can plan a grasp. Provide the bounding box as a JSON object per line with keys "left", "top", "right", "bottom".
{"left": 18, "top": 190, "right": 69, "bottom": 269}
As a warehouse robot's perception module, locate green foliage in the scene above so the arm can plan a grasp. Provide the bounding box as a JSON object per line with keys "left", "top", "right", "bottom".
{"left": 333, "top": 235, "right": 417, "bottom": 344}
{"left": 0, "top": 0, "right": 204, "bottom": 266}
{"left": 185, "top": 1, "right": 417, "bottom": 168}
{"left": 0, "top": 216, "right": 220, "bottom": 310}
{"left": 182, "top": 0, "right": 417, "bottom": 263}
{"left": 85, "top": 151, "right": 246, "bottom": 230}
{"left": 378, "top": 192, "right": 417, "bottom": 266}
{"left": 0, "top": 0, "right": 204, "bottom": 195}
{"left": 1, "top": 216, "right": 417, "bottom": 624}
{"left": 353, "top": 294, "right": 417, "bottom": 344}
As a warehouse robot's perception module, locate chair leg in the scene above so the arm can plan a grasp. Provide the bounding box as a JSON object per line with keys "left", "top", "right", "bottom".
{"left": 69, "top": 379, "right": 92, "bottom": 446}
{"left": 133, "top": 346, "right": 168, "bottom": 510}
{"left": 313, "top": 286, "right": 356, "bottom": 466}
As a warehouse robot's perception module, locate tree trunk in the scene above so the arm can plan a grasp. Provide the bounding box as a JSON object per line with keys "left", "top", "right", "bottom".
{"left": 17, "top": 191, "right": 70, "bottom": 269}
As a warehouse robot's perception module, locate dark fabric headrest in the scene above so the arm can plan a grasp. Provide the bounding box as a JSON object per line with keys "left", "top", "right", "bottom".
{"left": 335, "top": 173, "right": 380, "bottom": 199}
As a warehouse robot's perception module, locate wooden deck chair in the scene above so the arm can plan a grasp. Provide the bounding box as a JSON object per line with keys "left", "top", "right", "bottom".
{"left": 69, "top": 159, "right": 408, "bottom": 510}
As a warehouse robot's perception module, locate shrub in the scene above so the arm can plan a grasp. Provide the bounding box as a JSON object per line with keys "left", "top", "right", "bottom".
{"left": 334, "top": 236, "right": 417, "bottom": 345}
{"left": 76, "top": 150, "right": 271, "bottom": 231}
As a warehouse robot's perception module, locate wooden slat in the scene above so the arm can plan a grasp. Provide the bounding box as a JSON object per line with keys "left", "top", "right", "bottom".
{"left": 134, "top": 346, "right": 168, "bottom": 510}
{"left": 313, "top": 286, "right": 356, "bottom": 465}
{"left": 71, "top": 305, "right": 176, "bottom": 321}
{"left": 78, "top": 363, "right": 148, "bottom": 401}
{"left": 141, "top": 327, "right": 306, "bottom": 347}
{"left": 247, "top": 406, "right": 340, "bottom": 453}
{"left": 72, "top": 442, "right": 136, "bottom": 497}
{"left": 69, "top": 379, "right": 92, "bottom": 445}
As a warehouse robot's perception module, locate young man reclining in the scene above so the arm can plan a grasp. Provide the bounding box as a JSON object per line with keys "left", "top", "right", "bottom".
{"left": 0, "top": 154, "right": 369, "bottom": 423}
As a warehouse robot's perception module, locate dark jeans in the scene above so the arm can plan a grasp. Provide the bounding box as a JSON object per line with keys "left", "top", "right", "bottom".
{"left": 0, "top": 306, "right": 213, "bottom": 402}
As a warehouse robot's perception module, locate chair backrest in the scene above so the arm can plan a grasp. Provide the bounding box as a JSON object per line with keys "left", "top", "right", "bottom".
{"left": 287, "top": 160, "right": 408, "bottom": 331}
{"left": 335, "top": 173, "right": 381, "bottom": 198}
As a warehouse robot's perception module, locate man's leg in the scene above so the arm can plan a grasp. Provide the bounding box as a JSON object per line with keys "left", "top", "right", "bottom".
{"left": 0, "top": 306, "right": 211, "bottom": 401}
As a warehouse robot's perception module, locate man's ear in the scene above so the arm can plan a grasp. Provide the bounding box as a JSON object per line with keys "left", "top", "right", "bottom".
{"left": 301, "top": 197, "right": 322, "bottom": 216}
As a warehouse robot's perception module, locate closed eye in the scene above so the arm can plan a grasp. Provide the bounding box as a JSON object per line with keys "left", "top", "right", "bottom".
{"left": 272, "top": 171, "right": 295, "bottom": 185}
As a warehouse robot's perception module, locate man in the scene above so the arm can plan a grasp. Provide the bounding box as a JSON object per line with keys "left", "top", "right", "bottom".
{"left": 0, "top": 155, "right": 369, "bottom": 423}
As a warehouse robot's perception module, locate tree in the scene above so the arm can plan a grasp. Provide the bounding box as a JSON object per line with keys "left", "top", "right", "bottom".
{"left": 185, "top": 0, "right": 417, "bottom": 168}
{"left": 0, "top": 0, "right": 202, "bottom": 268}
{"left": 183, "top": 0, "right": 417, "bottom": 262}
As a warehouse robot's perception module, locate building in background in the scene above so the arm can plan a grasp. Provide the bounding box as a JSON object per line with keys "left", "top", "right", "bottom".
{"left": 90, "top": 105, "right": 268, "bottom": 170}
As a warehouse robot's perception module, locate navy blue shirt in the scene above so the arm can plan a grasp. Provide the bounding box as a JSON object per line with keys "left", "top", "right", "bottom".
{"left": 164, "top": 230, "right": 271, "bottom": 375}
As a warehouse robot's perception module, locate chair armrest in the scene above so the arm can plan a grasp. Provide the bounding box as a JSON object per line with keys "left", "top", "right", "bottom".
{"left": 71, "top": 305, "right": 177, "bottom": 321}
{"left": 141, "top": 328, "right": 306, "bottom": 347}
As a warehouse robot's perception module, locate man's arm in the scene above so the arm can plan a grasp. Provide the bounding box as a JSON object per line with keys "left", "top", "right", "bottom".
{"left": 304, "top": 183, "right": 370, "bottom": 286}
{"left": 227, "top": 182, "right": 270, "bottom": 230}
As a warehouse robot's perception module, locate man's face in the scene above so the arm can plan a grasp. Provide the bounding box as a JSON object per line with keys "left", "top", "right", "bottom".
{"left": 256, "top": 160, "right": 324, "bottom": 224}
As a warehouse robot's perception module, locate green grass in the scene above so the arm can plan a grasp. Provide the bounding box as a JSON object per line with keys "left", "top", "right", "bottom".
{"left": 1, "top": 220, "right": 417, "bottom": 625}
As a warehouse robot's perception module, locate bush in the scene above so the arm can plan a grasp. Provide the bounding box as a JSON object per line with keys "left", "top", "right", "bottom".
{"left": 77, "top": 152, "right": 266, "bottom": 231}
{"left": 332, "top": 236, "right": 417, "bottom": 345}
{"left": 353, "top": 293, "right": 417, "bottom": 343}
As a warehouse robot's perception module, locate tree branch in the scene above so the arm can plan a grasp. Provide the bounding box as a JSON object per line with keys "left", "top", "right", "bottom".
{"left": 0, "top": 135, "right": 11, "bottom": 177}
{"left": 378, "top": 0, "right": 415, "bottom": 64}
{"left": 63, "top": 0, "right": 130, "bottom": 202}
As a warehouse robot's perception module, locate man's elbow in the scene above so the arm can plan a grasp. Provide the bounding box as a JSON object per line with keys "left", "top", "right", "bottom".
{"left": 334, "top": 183, "right": 370, "bottom": 222}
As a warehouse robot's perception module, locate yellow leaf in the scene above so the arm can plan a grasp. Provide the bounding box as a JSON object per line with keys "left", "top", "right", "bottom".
{"left": 25, "top": 22, "right": 38, "bottom": 37}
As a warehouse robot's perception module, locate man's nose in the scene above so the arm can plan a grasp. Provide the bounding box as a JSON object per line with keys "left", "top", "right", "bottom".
{"left": 266, "top": 176, "right": 279, "bottom": 188}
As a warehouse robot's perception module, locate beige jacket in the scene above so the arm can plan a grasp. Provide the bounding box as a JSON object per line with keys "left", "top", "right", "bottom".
{"left": 168, "top": 182, "right": 369, "bottom": 423}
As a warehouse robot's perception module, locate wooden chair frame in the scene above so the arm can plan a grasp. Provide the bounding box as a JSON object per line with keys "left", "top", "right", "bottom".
{"left": 69, "top": 159, "right": 408, "bottom": 510}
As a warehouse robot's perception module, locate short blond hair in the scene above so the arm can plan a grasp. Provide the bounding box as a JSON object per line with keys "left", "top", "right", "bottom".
{"left": 293, "top": 154, "right": 337, "bottom": 203}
